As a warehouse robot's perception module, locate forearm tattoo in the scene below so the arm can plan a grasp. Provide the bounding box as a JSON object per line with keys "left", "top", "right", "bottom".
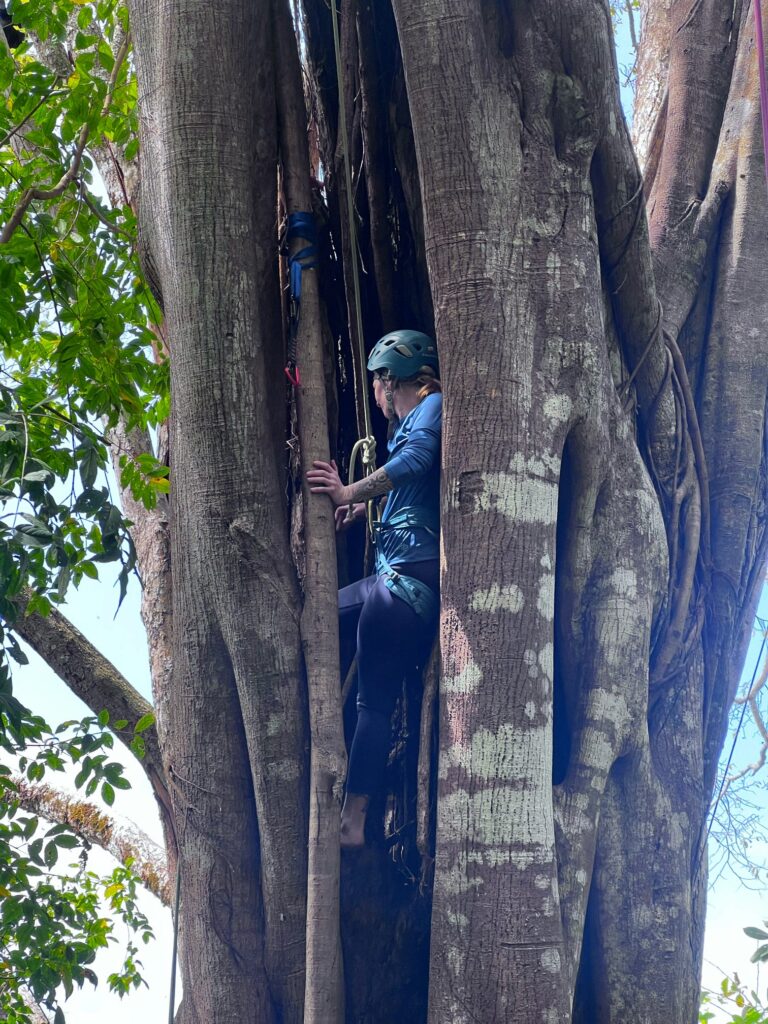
{"left": 347, "top": 466, "right": 394, "bottom": 502}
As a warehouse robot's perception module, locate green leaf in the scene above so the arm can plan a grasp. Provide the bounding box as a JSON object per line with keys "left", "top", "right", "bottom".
{"left": 44, "top": 841, "right": 59, "bottom": 868}
{"left": 744, "top": 927, "right": 768, "bottom": 940}
{"left": 134, "top": 713, "right": 155, "bottom": 734}
{"left": 97, "top": 709, "right": 109, "bottom": 727}
{"left": 101, "top": 782, "right": 115, "bottom": 806}
{"left": 79, "top": 447, "right": 99, "bottom": 489}
{"left": 55, "top": 834, "right": 81, "bottom": 849}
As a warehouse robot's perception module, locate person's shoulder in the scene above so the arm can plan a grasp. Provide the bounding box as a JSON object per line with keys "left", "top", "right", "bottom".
{"left": 415, "top": 392, "right": 442, "bottom": 425}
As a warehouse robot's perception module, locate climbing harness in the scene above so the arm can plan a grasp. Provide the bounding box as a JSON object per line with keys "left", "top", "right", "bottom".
{"left": 374, "top": 507, "right": 440, "bottom": 623}
{"left": 283, "top": 212, "right": 319, "bottom": 387}
{"left": 329, "top": 0, "right": 378, "bottom": 517}
{"left": 755, "top": 0, "right": 768, "bottom": 195}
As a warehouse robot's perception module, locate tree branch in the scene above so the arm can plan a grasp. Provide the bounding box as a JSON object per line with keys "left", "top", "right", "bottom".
{"left": 11, "top": 592, "right": 167, "bottom": 803}
{"left": 105, "top": 421, "right": 173, "bottom": 751}
{"left": 0, "top": 32, "right": 131, "bottom": 244}
{"left": 0, "top": 88, "right": 66, "bottom": 149}
{"left": 13, "top": 779, "right": 170, "bottom": 905}
{"left": 624, "top": 0, "right": 639, "bottom": 50}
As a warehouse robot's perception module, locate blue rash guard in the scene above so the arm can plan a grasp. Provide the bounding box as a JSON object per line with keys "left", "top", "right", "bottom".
{"left": 378, "top": 392, "right": 442, "bottom": 570}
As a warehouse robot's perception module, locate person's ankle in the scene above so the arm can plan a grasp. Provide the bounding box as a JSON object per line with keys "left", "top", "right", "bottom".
{"left": 340, "top": 792, "right": 369, "bottom": 849}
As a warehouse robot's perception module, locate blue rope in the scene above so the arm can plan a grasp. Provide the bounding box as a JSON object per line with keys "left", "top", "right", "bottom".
{"left": 285, "top": 212, "right": 318, "bottom": 385}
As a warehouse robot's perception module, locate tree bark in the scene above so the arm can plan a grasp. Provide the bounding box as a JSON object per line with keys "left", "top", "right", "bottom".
{"left": 389, "top": 1, "right": 766, "bottom": 1021}
{"left": 15, "top": 0, "right": 768, "bottom": 1020}
{"left": 128, "top": 0, "right": 310, "bottom": 1020}
{"left": 274, "top": 1, "right": 346, "bottom": 1020}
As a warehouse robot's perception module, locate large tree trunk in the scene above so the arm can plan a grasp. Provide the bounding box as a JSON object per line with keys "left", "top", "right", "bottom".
{"left": 388, "top": 1, "right": 767, "bottom": 1022}
{"left": 98, "top": 0, "right": 767, "bottom": 1021}
{"left": 128, "top": 1, "right": 311, "bottom": 1020}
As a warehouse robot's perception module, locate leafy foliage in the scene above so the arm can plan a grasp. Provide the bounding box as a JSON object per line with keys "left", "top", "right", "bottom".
{"left": 0, "top": 2, "right": 166, "bottom": 1018}
{"left": 700, "top": 974, "right": 768, "bottom": 1024}
{"left": 0, "top": 710, "right": 154, "bottom": 1022}
{"left": 744, "top": 922, "right": 768, "bottom": 965}
{"left": 0, "top": 0, "right": 168, "bottom": 642}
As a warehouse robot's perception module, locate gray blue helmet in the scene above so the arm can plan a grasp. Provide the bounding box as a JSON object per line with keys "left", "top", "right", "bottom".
{"left": 367, "top": 330, "right": 439, "bottom": 380}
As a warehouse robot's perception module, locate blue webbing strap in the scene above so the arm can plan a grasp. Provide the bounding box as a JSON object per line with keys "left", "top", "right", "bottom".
{"left": 373, "top": 507, "right": 439, "bottom": 623}
{"left": 284, "top": 212, "right": 319, "bottom": 386}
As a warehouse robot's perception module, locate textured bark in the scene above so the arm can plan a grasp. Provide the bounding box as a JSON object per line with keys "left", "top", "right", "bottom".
{"left": 634, "top": 0, "right": 673, "bottom": 174}
{"left": 357, "top": 0, "right": 398, "bottom": 332}
{"left": 20, "top": 0, "right": 768, "bottom": 1020}
{"left": 106, "top": 422, "right": 175, "bottom": 848}
{"left": 274, "top": 0, "right": 346, "bottom": 1019}
{"left": 128, "top": 1, "right": 310, "bottom": 1021}
{"left": 389, "top": 1, "right": 766, "bottom": 1022}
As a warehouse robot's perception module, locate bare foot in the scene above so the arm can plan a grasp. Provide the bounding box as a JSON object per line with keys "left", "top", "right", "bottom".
{"left": 340, "top": 793, "right": 369, "bottom": 849}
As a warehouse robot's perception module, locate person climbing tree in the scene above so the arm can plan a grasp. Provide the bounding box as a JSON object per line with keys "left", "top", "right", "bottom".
{"left": 307, "top": 329, "right": 441, "bottom": 848}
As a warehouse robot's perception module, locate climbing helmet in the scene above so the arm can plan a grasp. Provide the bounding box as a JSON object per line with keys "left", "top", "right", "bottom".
{"left": 367, "top": 330, "right": 439, "bottom": 380}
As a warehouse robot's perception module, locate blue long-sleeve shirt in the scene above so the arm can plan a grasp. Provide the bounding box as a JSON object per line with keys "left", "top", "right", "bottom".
{"left": 379, "top": 392, "right": 441, "bottom": 568}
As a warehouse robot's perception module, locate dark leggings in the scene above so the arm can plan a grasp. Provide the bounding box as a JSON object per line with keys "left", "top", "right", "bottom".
{"left": 339, "top": 560, "right": 439, "bottom": 795}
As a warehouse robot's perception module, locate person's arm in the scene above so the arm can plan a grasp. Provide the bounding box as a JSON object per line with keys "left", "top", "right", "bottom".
{"left": 306, "top": 397, "right": 441, "bottom": 506}
{"left": 346, "top": 466, "right": 394, "bottom": 502}
{"left": 383, "top": 398, "right": 441, "bottom": 488}
{"left": 307, "top": 461, "right": 394, "bottom": 505}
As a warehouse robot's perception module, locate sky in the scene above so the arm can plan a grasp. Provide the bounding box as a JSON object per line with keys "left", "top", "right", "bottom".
{"left": 3, "top": 7, "right": 767, "bottom": 1023}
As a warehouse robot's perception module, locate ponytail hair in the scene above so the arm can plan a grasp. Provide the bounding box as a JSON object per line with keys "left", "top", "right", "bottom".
{"left": 377, "top": 365, "right": 442, "bottom": 401}
{"left": 414, "top": 365, "right": 442, "bottom": 400}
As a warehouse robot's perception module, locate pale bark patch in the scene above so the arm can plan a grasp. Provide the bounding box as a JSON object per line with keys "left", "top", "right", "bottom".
{"left": 541, "top": 948, "right": 561, "bottom": 975}
{"left": 609, "top": 567, "right": 638, "bottom": 599}
{"left": 457, "top": 471, "right": 558, "bottom": 524}
{"left": 469, "top": 583, "right": 524, "bottom": 614}
{"left": 538, "top": 643, "right": 554, "bottom": 682}
{"left": 578, "top": 727, "right": 615, "bottom": 772}
{"left": 442, "top": 660, "right": 483, "bottom": 695}
{"left": 586, "top": 689, "right": 631, "bottom": 731}
{"left": 543, "top": 394, "right": 574, "bottom": 424}
{"left": 441, "top": 722, "right": 549, "bottom": 782}
{"left": 440, "top": 782, "right": 553, "bottom": 852}
{"left": 537, "top": 574, "right": 556, "bottom": 620}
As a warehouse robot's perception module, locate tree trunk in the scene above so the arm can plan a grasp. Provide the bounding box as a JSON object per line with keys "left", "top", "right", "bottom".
{"left": 274, "top": 0, "right": 346, "bottom": 1019}
{"left": 388, "top": 0, "right": 767, "bottom": 1021}
{"left": 44, "top": 0, "right": 766, "bottom": 1020}
{"left": 128, "top": 1, "right": 310, "bottom": 1020}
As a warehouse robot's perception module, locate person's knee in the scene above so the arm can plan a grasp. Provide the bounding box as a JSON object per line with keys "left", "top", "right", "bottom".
{"left": 356, "top": 693, "right": 392, "bottom": 718}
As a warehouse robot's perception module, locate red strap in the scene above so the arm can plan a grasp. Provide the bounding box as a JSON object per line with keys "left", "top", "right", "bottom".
{"left": 284, "top": 362, "right": 300, "bottom": 387}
